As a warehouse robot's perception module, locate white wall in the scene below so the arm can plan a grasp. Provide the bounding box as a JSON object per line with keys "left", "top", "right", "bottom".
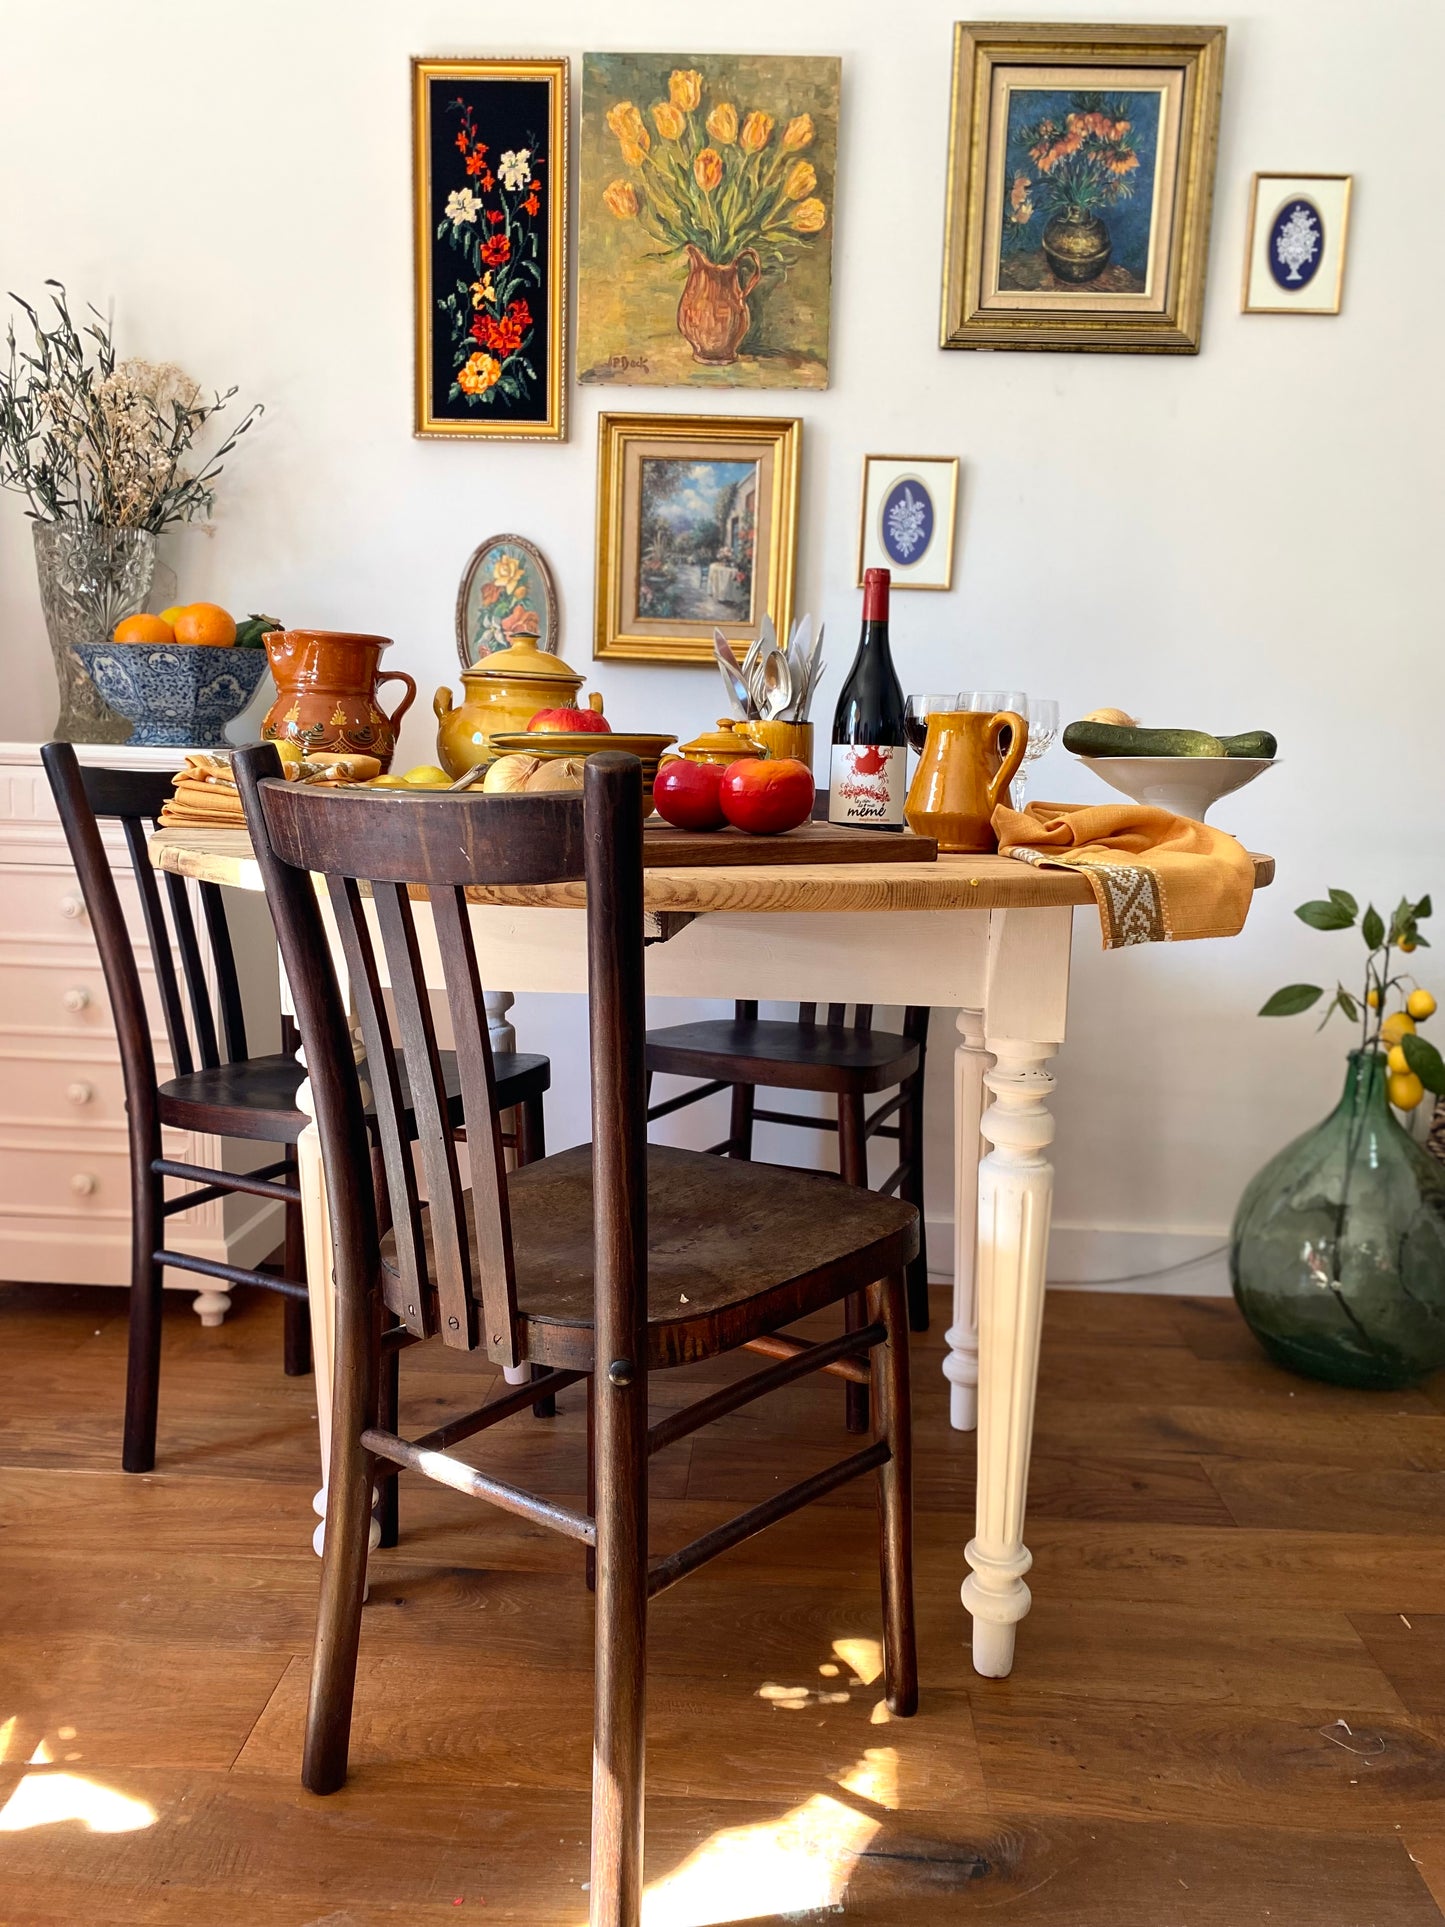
{"left": 2, "top": 0, "right": 1439, "bottom": 1284}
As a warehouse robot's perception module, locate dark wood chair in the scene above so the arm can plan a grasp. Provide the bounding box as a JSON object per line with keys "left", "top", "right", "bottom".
{"left": 645, "top": 1002, "right": 932, "bottom": 1377}
{"left": 234, "top": 744, "right": 918, "bottom": 1927}
{"left": 41, "top": 743, "right": 551, "bottom": 1478}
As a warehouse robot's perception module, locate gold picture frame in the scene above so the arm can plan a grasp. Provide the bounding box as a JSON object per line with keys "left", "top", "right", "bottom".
{"left": 594, "top": 413, "right": 801, "bottom": 664}
{"left": 1241, "top": 173, "right": 1352, "bottom": 315}
{"left": 857, "top": 456, "right": 960, "bottom": 591}
{"left": 940, "top": 22, "right": 1227, "bottom": 354}
{"left": 412, "top": 56, "right": 568, "bottom": 440}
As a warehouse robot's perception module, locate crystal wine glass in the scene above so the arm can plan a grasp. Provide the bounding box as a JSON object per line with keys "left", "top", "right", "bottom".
{"left": 904, "top": 693, "right": 961, "bottom": 755}
{"left": 1010, "top": 697, "right": 1060, "bottom": 812}
{"left": 961, "top": 689, "right": 1028, "bottom": 763}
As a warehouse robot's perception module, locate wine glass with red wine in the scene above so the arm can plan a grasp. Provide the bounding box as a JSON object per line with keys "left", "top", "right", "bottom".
{"left": 904, "top": 694, "right": 962, "bottom": 754}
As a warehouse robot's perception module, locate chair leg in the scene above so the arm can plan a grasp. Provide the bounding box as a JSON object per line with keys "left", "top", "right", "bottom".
{"left": 302, "top": 1278, "right": 379, "bottom": 1796}
{"left": 729, "top": 1082, "right": 756, "bottom": 1159}
{"left": 874, "top": 1270, "right": 918, "bottom": 1717}
{"left": 585, "top": 1373, "right": 597, "bottom": 1593}
{"left": 837, "top": 1092, "right": 871, "bottom": 1434}
{"left": 123, "top": 1161, "right": 165, "bottom": 1475}
{"left": 283, "top": 1190, "right": 312, "bottom": 1376}
{"left": 898, "top": 1075, "right": 930, "bottom": 1333}
{"left": 517, "top": 1091, "right": 546, "bottom": 1166}
{"left": 375, "top": 1333, "right": 400, "bottom": 1551}
{"left": 589, "top": 1361, "right": 648, "bottom": 1927}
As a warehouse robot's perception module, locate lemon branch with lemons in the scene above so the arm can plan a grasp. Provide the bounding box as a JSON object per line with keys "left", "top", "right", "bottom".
{"left": 1260, "top": 890, "right": 1441, "bottom": 1114}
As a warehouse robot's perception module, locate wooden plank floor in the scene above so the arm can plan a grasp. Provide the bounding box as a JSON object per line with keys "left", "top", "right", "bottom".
{"left": 0, "top": 1279, "right": 1441, "bottom": 1925}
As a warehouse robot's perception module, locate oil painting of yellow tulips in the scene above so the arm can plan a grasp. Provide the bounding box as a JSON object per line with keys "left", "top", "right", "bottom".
{"left": 580, "top": 53, "right": 839, "bottom": 389}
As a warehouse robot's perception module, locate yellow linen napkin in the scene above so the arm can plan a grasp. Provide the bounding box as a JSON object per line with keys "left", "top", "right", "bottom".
{"left": 992, "top": 800, "right": 1257, "bottom": 949}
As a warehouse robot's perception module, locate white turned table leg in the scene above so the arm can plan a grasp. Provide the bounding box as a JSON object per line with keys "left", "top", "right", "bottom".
{"left": 962, "top": 1037, "right": 1056, "bottom": 1677}
{"left": 944, "top": 1009, "right": 989, "bottom": 1431}
{"left": 191, "top": 1286, "right": 232, "bottom": 1327}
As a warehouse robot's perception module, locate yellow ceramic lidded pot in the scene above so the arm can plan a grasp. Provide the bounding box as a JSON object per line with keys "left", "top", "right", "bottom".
{"left": 433, "top": 638, "right": 587, "bottom": 777}
{"left": 672, "top": 718, "right": 764, "bottom": 768}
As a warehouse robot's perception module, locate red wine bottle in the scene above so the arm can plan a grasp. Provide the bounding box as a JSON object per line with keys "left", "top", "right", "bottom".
{"left": 828, "top": 567, "right": 906, "bottom": 829}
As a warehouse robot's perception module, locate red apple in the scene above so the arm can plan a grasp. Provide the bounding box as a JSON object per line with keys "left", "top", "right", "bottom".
{"left": 652, "top": 758, "right": 727, "bottom": 831}
{"left": 719, "top": 756, "right": 815, "bottom": 835}
{"left": 527, "top": 703, "right": 611, "bottom": 734}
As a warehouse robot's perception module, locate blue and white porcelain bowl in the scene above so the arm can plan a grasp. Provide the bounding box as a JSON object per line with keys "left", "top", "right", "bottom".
{"left": 70, "top": 642, "right": 270, "bottom": 748}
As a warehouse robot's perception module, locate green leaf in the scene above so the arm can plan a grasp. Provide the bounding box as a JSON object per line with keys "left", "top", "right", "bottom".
{"left": 1328, "top": 888, "right": 1359, "bottom": 918}
{"left": 1402, "top": 1033, "right": 1445, "bottom": 1097}
{"left": 1416, "top": 895, "right": 1433, "bottom": 920}
{"left": 1295, "top": 900, "right": 1356, "bottom": 932}
{"left": 1362, "top": 905, "right": 1385, "bottom": 949}
{"left": 1335, "top": 985, "right": 1359, "bottom": 1022}
{"left": 1259, "top": 984, "right": 1324, "bottom": 1016}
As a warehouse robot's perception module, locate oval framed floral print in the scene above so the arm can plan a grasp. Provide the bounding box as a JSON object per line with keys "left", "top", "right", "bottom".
{"left": 456, "top": 534, "right": 560, "bottom": 666}
{"left": 1242, "top": 173, "right": 1352, "bottom": 316}
{"left": 857, "top": 455, "right": 960, "bottom": 591}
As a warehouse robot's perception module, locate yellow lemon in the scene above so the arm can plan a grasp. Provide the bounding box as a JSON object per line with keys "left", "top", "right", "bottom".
{"left": 402, "top": 765, "right": 453, "bottom": 789}
{"left": 158, "top": 604, "right": 186, "bottom": 628}
{"left": 1387, "top": 1043, "right": 1411, "bottom": 1075}
{"left": 1380, "top": 1012, "right": 1417, "bottom": 1050}
{"left": 1406, "top": 989, "right": 1437, "bottom": 1021}
{"left": 367, "top": 773, "right": 410, "bottom": 788}
{"left": 1388, "top": 1070, "right": 1425, "bottom": 1111}
{"left": 1366, "top": 988, "right": 1380, "bottom": 1009}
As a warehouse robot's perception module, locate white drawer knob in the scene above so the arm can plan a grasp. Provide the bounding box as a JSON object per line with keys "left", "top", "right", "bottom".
{"left": 61, "top": 986, "right": 91, "bottom": 1013}
{"left": 58, "top": 894, "right": 85, "bottom": 920}
{"left": 71, "top": 1172, "right": 97, "bottom": 1197}
{"left": 66, "top": 1081, "right": 94, "bottom": 1106}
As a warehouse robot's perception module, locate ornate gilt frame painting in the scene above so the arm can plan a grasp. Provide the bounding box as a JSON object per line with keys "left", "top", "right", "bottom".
{"left": 594, "top": 413, "right": 800, "bottom": 664}
{"left": 412, "top": 57, "right": 568, "bottom": 439}
{"left": 941, "top": 23, "right": 1226, "bottom": 354}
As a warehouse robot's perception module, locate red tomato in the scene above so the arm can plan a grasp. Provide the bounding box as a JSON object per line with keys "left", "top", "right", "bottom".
{"left": 652, "top": 757, "right": 727, "bottom": 831}
{"left": 719, "top": 756, "right": 815, "bottom": 835}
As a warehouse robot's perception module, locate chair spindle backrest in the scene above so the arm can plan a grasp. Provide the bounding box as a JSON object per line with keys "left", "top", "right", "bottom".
{"left": 234, "top": 746, "right": 647, "bottom": 1366}
{"left": 41, "top": 747, "right": 249, "bottom": 1081}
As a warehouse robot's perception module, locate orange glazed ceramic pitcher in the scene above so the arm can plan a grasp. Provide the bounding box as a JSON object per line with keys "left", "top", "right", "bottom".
{"left": 904, "top": 709, "right": 1027, "bottom": 853}
{"left": 261, "top": 631, "right": 417, "bottom": 772}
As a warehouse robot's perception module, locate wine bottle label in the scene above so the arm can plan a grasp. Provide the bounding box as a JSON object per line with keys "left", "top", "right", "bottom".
{"left": 828, "top": 743, "right": 906, "bottom": 827}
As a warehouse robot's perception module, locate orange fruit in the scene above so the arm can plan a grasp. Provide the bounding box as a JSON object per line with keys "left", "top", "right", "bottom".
{"left": 112, "top": 613, "right": 175, "bottom": 645}
{"left": 172, "top": 602, "right": 237, "bottom": 646}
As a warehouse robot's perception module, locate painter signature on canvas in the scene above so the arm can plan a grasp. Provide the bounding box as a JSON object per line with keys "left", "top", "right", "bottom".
{"left": 999, "top": 90, "right": 1161, "bottom": 292}
{"left": 580, "top": 54, "right": 838, "bottom": 389}
{"left": 636, "top": 458, "right": 757, "bottom": 623}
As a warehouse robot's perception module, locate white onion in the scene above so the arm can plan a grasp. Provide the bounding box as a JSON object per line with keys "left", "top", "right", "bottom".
{"left": 482, "top": 753, "right": 545, "bottom": 793}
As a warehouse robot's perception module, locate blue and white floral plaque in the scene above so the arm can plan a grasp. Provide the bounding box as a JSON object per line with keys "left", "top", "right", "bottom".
{"left": 1243, "top": 174, "right": 1352, "bottom": 316}
{"left": 858, "top": 456, "right": 959, "bottom": 591}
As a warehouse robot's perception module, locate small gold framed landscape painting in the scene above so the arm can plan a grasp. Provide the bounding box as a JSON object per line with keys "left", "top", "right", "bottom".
{"left": 941, "top": 23, "right": 1227, "bottom": 354}
{"left": 412, "top": 57, "right": 568, "bottom": 440}
{"left": 595, "top": 413, "right": 801, "bottom": 664}
{"left": 1242, "top": 174, "right": 1352, "bottom": 314}
{"left": 857, "top": 457, "right": 959, "bottom": 591}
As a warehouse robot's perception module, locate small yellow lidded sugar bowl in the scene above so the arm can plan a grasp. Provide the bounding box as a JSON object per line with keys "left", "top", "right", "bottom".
{"left": 672, "top": 718, "right": 764, "bottom": 768}
{"left": 433, "top": 637, "right": 587, "bottom": 777}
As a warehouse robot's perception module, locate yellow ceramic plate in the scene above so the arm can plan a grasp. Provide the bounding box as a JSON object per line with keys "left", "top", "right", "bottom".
{"left": 490, "top": 731, "right": 677, "bottom": 764}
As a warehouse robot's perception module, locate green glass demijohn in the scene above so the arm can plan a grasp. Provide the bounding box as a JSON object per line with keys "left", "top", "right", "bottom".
{"left": 1231, "top": 1050, "right": 1445, "bottom": 1389}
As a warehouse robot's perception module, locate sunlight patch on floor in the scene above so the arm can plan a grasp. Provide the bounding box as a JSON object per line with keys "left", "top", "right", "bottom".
{"left": 640, "top": 1790, "right": 881, "bottom": 1927}
{"left": 831, "top": 1636, "right": 883, "bottom": 1685}
{"left": 0, "top": 1770, "right": 157, "bottom": 1834}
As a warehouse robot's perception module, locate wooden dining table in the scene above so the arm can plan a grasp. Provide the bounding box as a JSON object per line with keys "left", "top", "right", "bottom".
{"left": 150, "top": 822, "right": 1272, "bottom": 1678}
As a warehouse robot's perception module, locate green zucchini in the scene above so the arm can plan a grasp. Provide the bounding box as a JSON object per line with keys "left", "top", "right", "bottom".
{"left": 1063, "top": 722, "right": 1227, "bottom": 759}
{"left": 1218, "top": 730, "right": 1277, "bottom": 760}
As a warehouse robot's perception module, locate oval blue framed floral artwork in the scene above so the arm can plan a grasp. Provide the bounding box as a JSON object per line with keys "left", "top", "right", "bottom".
{"left": 456, "top": 533, "right": 560, "bottom": 667}
{"left": 1268, "top": 198, "right": 1325, "bottom": 291}
{"left": 880, "top": 477, "right": 935, "bottom": 568}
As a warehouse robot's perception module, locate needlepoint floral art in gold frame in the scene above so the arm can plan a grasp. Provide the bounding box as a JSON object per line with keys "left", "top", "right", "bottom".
{"left": 578, "top": 54, "right": 840, "bottom": 389}
{"left": 594, "top": 413, "right": 800, "bottom": 665}
{"left": 940, "top": 23, "right": 1226, "bottom": 354}
{"left": 412, "top": 57, "right": 567, "bottom": 440}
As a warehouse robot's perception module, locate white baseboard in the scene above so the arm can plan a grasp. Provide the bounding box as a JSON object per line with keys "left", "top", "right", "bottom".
{"left": 925, "top": 1219, "right": 1231, "bottom": 1296}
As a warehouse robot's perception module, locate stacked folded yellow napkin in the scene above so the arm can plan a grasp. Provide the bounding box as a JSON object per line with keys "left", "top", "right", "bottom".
{"left": 992, "top": 800, "right": 1257, "bottom": 949}
{"left": 159, "top": 753, "right": 247, "bottom": 829}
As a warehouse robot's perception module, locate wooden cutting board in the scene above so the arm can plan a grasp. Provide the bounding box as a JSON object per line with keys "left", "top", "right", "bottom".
{"left": 641, "top": 821, "right": 937, "bottom": 867}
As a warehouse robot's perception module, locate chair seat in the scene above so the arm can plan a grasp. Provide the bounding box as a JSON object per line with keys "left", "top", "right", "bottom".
{"left": 379, "top": 1142, "right": 919, "bottom": 1370}
{"left": 158, "top": 1050, "right": 551, "bottom": 1144}
{"left": 646, "top": 1017, "right": 919, "bottom": 1095}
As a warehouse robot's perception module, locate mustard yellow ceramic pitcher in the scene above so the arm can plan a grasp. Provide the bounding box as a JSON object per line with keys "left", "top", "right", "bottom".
{"left": 904, "top": 710, "right": 1027, "bottom": 853}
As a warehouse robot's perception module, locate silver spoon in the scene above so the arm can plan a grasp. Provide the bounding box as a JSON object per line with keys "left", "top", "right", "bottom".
{"left": 713, "top": 633, "right": 752, "bottom": 719}
{"left": 760, "top": 646, "right": 793, "bottom": 721}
